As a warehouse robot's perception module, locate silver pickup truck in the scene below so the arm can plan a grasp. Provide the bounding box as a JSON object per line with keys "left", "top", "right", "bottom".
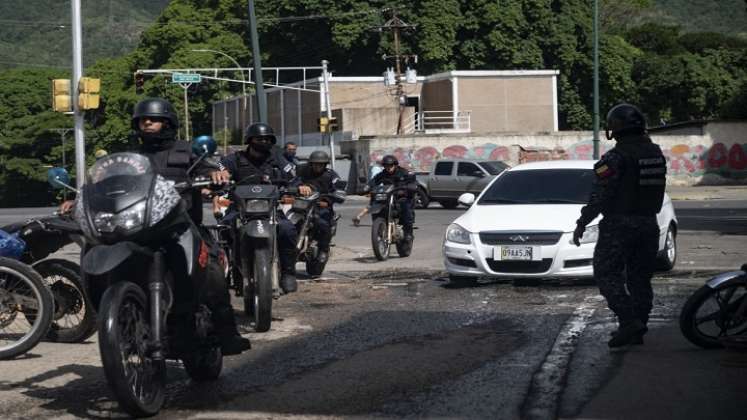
{"left": 415, "top": 159, "right": 509, "bottom": 208}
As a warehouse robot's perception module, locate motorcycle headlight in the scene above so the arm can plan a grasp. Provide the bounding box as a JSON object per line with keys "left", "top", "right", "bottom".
{"left": 445, "top": 223, "right": 471, "bottom": 245}
{"left": 570, "top": 224, "right": 599, "bottom": 244}
{"left": 374, "top": 193, "right": 388, "bottom": 201}
{"left": 149, "top": 175, "right": 181, "bottom": 226}
{"left": 93, "top": 200, "right": 146, "bottom": 233}
{"left": 245, "top": 199, "right": 270, "bottom": 214}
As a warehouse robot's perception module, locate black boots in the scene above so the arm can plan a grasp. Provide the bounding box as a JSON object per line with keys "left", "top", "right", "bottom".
{"left": 212, "top": 306, "right": 251, "bottom": 355}
{"left": 608, "top": 319, "right": 647, "bottom": 348}
{"left": 280, "top": 272, "right": 298, "bottom": 293}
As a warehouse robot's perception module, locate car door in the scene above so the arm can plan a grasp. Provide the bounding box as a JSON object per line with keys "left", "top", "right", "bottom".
{"left": 456, "top": 162, "right": 488, "bottom": 195}
{"left": 429, "top": 161, "right": 455, "bottom": 199}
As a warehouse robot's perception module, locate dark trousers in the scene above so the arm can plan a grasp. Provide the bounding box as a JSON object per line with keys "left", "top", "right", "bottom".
{"left": 593, "top": 215, "right": 660, "bottom": 324}
{"left": 398, "top": 198, "right": 414, "bottom": 232}
{"left": 313, "top": 207, "right": 334, "bottom": 251}
{"left": 277, "top": 215, "right": 298, "bottom": 275}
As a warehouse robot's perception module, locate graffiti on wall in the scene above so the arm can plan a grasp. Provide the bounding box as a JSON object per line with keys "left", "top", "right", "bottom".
{"left": 370, "top": 140, "right": 747, "bottom": 179}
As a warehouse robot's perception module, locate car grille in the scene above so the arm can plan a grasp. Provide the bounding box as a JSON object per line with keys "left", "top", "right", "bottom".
{"left": 486, "top": 258, "right": 553, "bottom": 274}
{"left": 479, "top": 231, "right": 563, "bottom": 246}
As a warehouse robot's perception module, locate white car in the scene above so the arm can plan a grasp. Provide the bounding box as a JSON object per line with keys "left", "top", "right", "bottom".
{"left": 442, "top": 160, "right": 678, "bottom": 283}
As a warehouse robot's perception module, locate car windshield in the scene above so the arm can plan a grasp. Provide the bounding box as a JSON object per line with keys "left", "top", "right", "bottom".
{"left": 478, "top": 169, "right": 594, "bottom": 205}
{"left": 478, "top": 161, "right": 509, "bottom": 175}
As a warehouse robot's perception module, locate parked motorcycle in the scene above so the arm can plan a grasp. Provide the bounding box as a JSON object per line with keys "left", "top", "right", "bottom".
{"left": 680, "top": 263, "right": 747, "bottom": 349}
{"left": 0, "top": 241, "right": 53, "bottom": 359}
{"left": 1, "top": 214, "right": 95, "bottom": 343}
{"left": 206, "top": 174, "right": 285, "bottom": 333}
{"left": 285, "top": 189, "right": 345, "bottom": 277}
{"left": 55, "top": 151, "right": 235, "bottom": 417}
{"left": 369, "top": 184, "right": 413, "bottom": 261}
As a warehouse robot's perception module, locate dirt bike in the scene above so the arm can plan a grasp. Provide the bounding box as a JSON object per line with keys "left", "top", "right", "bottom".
{"left": 1, "top": 215, "right": 95, "bottom": 343}
{"left": 680, "top": 263, "right": 747, "bottom": 349}
{"left": 285, "top": 190, "right": 345, "bottom": 277}
{"left": 369, "top": 184, "right": 414, "bottom": 261}
{"left": 59, "top": 152, "right": 237, "bottom": 417}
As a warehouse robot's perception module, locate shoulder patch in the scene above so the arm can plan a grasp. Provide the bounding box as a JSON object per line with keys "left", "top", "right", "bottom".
{"left": 595, "top": 164, "right": 615, "bottom": 179}
{"left": 283, "top": 163, "right": 293, "bottom": 173}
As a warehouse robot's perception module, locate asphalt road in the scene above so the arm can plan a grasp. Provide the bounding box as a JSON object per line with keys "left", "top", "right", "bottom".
{"left": 0, "top": 198, "right": 745, "bottom": 419}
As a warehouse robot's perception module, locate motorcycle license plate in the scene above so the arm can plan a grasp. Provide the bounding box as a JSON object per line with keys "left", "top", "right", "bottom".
{"left": 494, "top": 246, "right": 537, "bottom": 261}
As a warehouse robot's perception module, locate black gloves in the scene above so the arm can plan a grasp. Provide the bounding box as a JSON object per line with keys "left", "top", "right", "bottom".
{"left": 572, "top": 223, "right": 586, "bottom": 247}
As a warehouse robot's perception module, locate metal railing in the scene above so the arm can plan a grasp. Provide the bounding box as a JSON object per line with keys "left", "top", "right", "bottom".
{"left": 402, "top": 110, "right": 472, "bottom": 134}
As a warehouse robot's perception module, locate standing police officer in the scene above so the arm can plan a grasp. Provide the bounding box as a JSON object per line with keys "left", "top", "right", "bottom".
{"left": 573, "top": 103, "right": 667, "bottom": 348}
{"left": 215, "top": 122, "right": 304, "bottom": 293}
{"left": 297, "top": 150, "right": 346, "bottom": 265}
{"left": 369, "top": 155, "right": 418, "bottom": 241}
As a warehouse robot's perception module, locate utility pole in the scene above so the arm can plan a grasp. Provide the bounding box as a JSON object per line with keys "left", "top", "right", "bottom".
{"left": 71, "top": 0, "right": 86, "bottom": 189}
{"left": 322, "top": 60, "right": 335, "bottom": 170}
{"left": 592, "top": 0, "right": 600, "bottom": 160}
{"left": 374, "top": 9, "right": 417, "bottom": 135}
{"left": 248, "top": 0, "right": 267, "bottom": 123}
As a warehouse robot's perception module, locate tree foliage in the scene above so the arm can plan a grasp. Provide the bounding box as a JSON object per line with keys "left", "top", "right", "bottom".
{"left": 0, "top": 0, "right": 746, "bottom": 206}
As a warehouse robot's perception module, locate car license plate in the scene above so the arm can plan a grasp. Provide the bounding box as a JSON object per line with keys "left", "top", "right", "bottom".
{"left": 495, "top": 246, "right": 536, "bottom": 261}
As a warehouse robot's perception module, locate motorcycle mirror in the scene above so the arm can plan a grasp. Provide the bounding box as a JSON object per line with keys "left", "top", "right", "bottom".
{"left": 192, "top": 135, "right": 217, "bottom": 157}
{"left": 47, "top": 167, "right": 78, "bottom": 192}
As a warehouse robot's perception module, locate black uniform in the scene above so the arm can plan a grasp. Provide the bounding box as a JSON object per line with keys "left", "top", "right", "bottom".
{"left": 297, "top": 163, "right": 345, "bottom": 251}
{"left": 220, "top": 150, "right": 299, "bottom": 275}
{"left": 369, "top": 167, "right": 418, "bottom": 232}
{"left": 576, "top": 134, "right": 666, "bottom": 325}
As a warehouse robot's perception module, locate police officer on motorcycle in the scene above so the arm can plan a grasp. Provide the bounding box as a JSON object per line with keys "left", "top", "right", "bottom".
{"left": 62, "top": 98, "right": 251, "bottom": 355}
{"left": 573, "top": 103, "right": 667, "bottom": 348}
{"left": 369, "top": 155, "right": 417, "bottom": 241}
{"left": 214, "top": 122, "right": 305, "bottom": 293}
{"left": 296, "top": 150, "right": 346, "bottom": 264}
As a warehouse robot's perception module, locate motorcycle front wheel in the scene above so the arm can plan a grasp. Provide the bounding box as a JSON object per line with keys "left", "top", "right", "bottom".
{"left": 680, "top": 282, "right": 747, "bottom": 349}
{"left": 371, "top": 217, "right": 390, "bottom": 261}
{"left": 99, "top": 281, "right": 165, "bottom": 417}
{"left": 245, "top": 247, "right": 272, "bottom": 332}
{"left": 0, "top": 257, "right": 53, "bottom": 360}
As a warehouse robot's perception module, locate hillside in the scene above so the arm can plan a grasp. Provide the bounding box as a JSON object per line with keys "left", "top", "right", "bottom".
{"left": 649, "top": 0, "right": 747, "bottom": 36}
{"left": 0, "top": 0, "right": 169, "bottom": 69}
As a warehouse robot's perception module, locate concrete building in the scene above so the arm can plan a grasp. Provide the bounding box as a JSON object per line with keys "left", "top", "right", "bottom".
{"left": 212, "top": 70, "right": 559, "bottom": 147}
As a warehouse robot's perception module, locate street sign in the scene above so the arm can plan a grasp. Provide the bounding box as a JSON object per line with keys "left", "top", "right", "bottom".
{"left": 171, "top": 73, "right": 202, "bottom": 83}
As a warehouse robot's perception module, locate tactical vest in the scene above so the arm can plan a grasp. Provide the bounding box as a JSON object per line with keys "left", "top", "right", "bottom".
{"left": 142, "top": 140, "right": 201, "bottom": 222}
{"left": 298, "top": 165, "right": 335, "bottom": 193}
{"left": 606, "top": 138, "right": 666, "bottom": 216}
{"left": 233, "top": 151, "right": 281, "bottom": 184}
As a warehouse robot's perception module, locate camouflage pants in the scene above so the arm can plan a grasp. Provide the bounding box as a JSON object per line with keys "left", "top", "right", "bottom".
{"left": 593, "top": 215, "right": 660, "bottom": 324}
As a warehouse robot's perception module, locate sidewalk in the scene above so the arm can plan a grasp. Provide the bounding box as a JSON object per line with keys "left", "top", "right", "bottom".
{"left": 574, "top": 323, "right": 747, "bottom": 420}
{"left": 667, "top": 185, "right": 747, "bottom": 201}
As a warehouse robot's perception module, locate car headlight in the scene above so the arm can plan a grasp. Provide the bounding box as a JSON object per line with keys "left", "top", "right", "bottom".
{"left": 245, "top": 199, "right": 270, "bottom": 213}
{"left": 93, "top": 200, "right": 146, "bottom": 233}
{"left": 445, "top": 223, "right": 471, "bottom": 244}
{"left": 570, "top": 224, "right": 599, "bottom": 244}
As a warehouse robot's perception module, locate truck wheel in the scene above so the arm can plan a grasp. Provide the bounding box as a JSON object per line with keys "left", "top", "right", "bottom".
{"left": 414, "top": 188, "right": 430, "bottom": 209}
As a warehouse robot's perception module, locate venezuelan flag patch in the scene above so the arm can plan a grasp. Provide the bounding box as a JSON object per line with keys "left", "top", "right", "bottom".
{"left": 595, "top": 164, "right": 614, "bottom": 178}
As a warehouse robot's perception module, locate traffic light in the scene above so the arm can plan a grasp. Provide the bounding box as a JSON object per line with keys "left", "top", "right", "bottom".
{"left": 318, "top": 116, "right": 329, "bottom": 133}
{"left": 78, "top": 77, "right": 101, "bottom": 110}
{"left": 52, "top": 79, "right": 72, "bottom": 112}
{"left": 328, "top": 117, "right": 339, "bottom": 132}
{"left": 134, "top": 72, "right": 145, "bottom": 93}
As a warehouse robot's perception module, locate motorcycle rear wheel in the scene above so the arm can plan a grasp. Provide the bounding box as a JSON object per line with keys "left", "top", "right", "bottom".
{"left": 99, "top": 281, "right": 165, "bottom": 417}
{"left": 0, "top": 258, "right": 53, "bottom": 360}
{"left": 680, "top": 282, "right": 747, "bottom": 349}
{"left": 33, "top": 259, "right": 96, "bottom": 343}
{"left": 245, "top": 247, "right": 272, "bottom": 332}
{"left": 371, "top": 217, "right": 389, "bottom": 261}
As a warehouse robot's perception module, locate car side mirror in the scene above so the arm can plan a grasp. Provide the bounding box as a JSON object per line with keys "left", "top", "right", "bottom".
{"left": 458, "top": 193, "right": 475, "bottom": 206}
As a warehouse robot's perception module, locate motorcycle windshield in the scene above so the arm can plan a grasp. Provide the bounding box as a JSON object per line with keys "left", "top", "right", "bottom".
{"left": 86, "top": 153, "right": 155, "bottom": 214}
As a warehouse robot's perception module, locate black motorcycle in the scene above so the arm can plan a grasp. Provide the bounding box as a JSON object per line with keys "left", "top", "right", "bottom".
{"left": 680, "top": 263, "right": 747, "bottom": 349}
{"left": 369, "top": 184, "right": 413, "bottom": 261}
{"left": 285, "top": 190, "right": 345, "bottom": 277}
{"left": 207, "top": 174, "right": 284, "bottom": 333}
{"left": 63, "top": 152, "right": 232, "bottom": 417}
{"left": 1, "top": 215, "right": 95, "bottom": 343}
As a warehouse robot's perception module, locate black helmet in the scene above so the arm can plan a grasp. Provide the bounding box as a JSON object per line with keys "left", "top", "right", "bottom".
{"left": 131, "top": 98, "right": 179, "bottom": 130}
{"left": 244, "top": 122, "right": 277, "bottom": 144}
{"left": 381, "top": 155, "right": 398, "bottom": 166}
{"left": 605, "top": 103, "right": 646, "bottom": 140}
{"left": 309, "top": 150, "right": 330, "bottom": 164}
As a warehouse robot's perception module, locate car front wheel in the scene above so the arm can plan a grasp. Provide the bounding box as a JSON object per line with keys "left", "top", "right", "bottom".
{"left": 656, "top": 224, "right": 677, "bottom": 271}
